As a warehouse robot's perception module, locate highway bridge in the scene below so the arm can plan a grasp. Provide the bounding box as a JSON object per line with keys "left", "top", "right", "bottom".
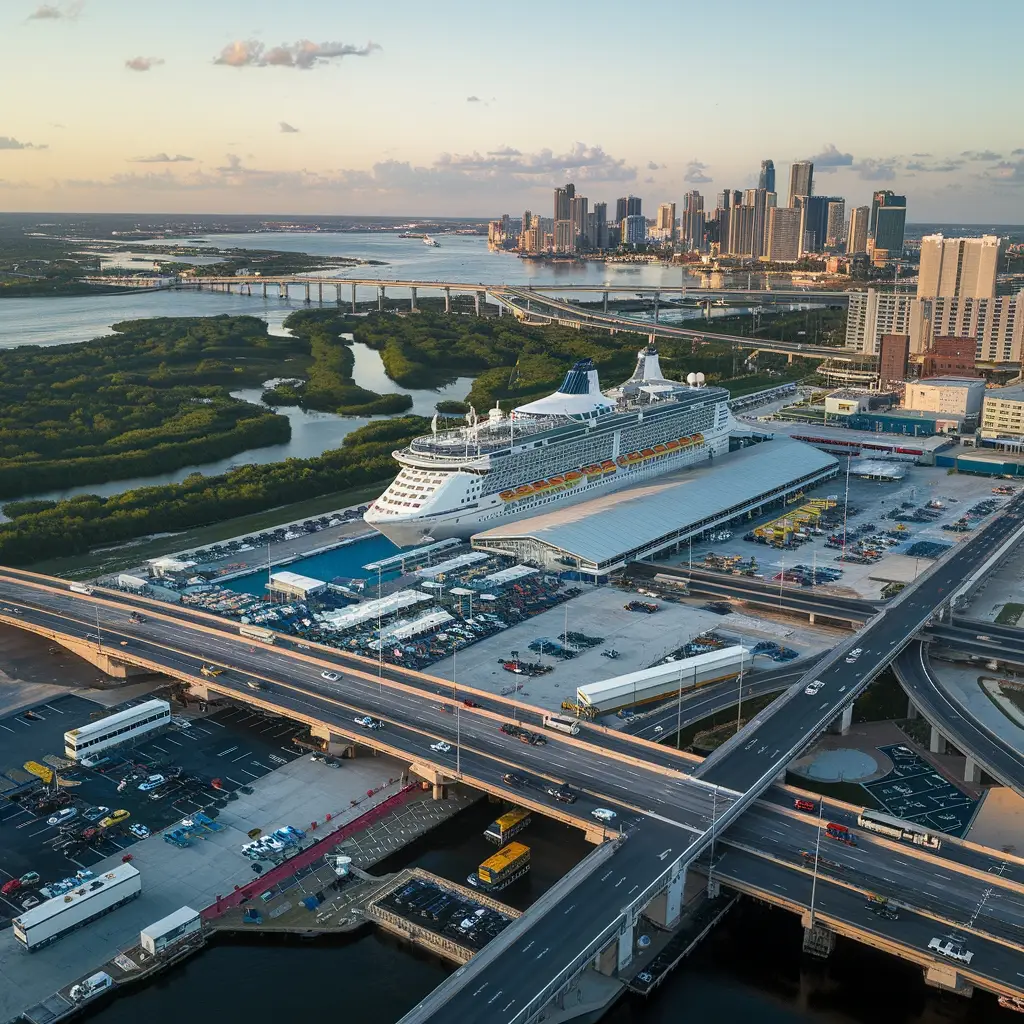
{"left": 2, "top": 493, "right": 1024, "bottom": 1019}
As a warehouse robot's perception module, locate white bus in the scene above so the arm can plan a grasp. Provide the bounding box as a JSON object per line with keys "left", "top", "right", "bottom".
{"left": 542, "top": 714, "right": 581, "bottom": 736}
{"left": 239, "top": 624, "right": 276, "bottom": 644}
{"left": 65, "top": 699, "right": 171, "bottom": 761}
{"left": 857, "top": 809, "right": 942, "bottom": 850}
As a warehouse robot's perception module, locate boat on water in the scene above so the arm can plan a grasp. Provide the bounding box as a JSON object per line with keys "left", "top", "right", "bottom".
{"left": 422, "top": 236, "right": 440, "bottom": 247}
{"left": 466, "top": 841, "right": 530, "bottom": 891}
{"left": 364, "top": 344, "right": 737, "bottom": 547}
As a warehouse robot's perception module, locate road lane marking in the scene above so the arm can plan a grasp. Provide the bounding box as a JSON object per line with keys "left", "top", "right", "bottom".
{"left": 217, "top": 746, "right": 239, "bottom": 757}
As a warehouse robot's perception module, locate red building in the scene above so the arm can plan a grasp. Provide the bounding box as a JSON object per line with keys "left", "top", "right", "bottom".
{"left": 921, "top": 336, "right": 977, "bottom": 377}
{"left": 879, "top": 333, "right": 910, "bottom": 387}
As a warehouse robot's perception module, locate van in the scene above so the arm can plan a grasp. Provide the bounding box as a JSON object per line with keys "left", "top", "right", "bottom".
{"left": 928, "top": 937, "right": 974, "bottom": 964}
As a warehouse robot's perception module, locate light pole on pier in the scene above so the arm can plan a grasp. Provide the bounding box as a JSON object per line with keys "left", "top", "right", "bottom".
{"left": 809, "top": 801, "right": 824, "bottom": 928}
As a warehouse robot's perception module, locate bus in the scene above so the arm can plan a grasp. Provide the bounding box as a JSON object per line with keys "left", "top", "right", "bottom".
{"left": 542, "top": 713, "right": 581, "bottom": 736}
{"left": 239, "top": 624, "right": 276, "bottom": 644}
{"left": 857, "top": 810, "right": 942, "bottom": 850}
{"left": 468, "top": 842, "right": 531, "bottom": 892}
{"left": 484, "top": 808, "right": 531, "bottom": 845}
{"left": 64, "top": 699, "right": 171, "bottom": 761}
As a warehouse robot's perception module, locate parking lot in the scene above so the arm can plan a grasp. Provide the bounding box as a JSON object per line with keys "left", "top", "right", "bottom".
{"left": 0, "top": 692, "right": 305, "bottom": 921}
{"left": 863, "top": 743, "right": 977, "bottom": 837}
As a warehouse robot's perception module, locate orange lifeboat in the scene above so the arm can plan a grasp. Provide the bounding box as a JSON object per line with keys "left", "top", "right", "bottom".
{"left": 500, "top": 490, "right": 516, "bottom": 502}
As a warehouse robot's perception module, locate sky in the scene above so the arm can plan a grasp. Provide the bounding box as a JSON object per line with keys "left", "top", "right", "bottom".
{"left": 1, "top": 0, "right": 1023, "bottom": 221}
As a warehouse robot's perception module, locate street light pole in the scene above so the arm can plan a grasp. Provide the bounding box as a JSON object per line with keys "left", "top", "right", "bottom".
{"left": 456, "top": 705, "right": 461, "bottom": 777}
{"left": 95, "top": 606, "right": 103, "bottom": 652}
{"left": 809, "top": 801, "right": 824, "bottom": 928}
{"left": 707, "top": 785, "right": 719, "bottom": 897}
{"left": 675, "top": 661, "right": 684, "bottom": 749}
{"left": 377, "top": 566, "right": 383, "bottom": 692}
{"left": 736, "top": 662, "right": 745, "bottom": 733}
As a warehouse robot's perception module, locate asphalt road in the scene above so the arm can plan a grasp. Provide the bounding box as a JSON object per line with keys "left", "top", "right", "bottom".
{"left": 697, "top": 492, "right": 1024, "bottom": 793}
{"left": 894, "top": 640, "right": 1024, "bottom": 796}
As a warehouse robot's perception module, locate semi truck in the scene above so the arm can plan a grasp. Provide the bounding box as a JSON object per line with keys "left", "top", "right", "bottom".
{"left": 12, "top": 863, "right": 141, "bottom": 951}
{"left": 239, "top": 624, "right": 275, "bottom": 644}
{"left": 69, "top": 583, "right": 94, "bottom": 596}
{"left": 140, "top": 906, "right": 201, "bottom": 955}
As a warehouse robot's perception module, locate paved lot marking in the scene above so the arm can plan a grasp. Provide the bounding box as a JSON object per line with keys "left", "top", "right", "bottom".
{"left": 217, "top": 745, "right": 239, "bottom": 757}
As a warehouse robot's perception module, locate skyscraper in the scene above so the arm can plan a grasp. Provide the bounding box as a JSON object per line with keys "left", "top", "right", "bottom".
{"left": 795, "top": 195, "right": 833, "bottom": 254}
{"left": 847, "top": 206, "right": 869, "bottom": 254}
{"left": 615, "top": 196, "right": 629, "bottom": 223}
{"left": 716, "top": 190, "right": 730, "bottom": 210}
{"left": 622, "top": 214, "right": 647, "bottom": 245}
{"left": 759, "top": 159, "right": 776, "bottom": 193}
{"left": 682, "top": 192, "right": 703, "bottom": 249}
{"left": 869, "top": 191, "right": 907, "bottom": 257}
{"left": 788, "top": 161, "right": 814, "bottom": 207}
{"left": 917, "top": 235, "right": 999, "bottom": 299}
{"left": 766, "top": 207, "right": 802, "bottom": 262}
{"left": 570, "top": 194, "right": 589, "bottom": 249}
{"left": 826, "top": 200, "right": 846, "bottom": 249}
{"left": 554, "top": 183, "right": 575, "bottom": 252}
{"left": 656, "top": 202, "right": 677, "bottom": 242}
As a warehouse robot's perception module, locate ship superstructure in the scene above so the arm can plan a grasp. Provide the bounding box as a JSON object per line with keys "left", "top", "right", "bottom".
{"left": 364, "top": 345, "right": 737, "bottom": 547}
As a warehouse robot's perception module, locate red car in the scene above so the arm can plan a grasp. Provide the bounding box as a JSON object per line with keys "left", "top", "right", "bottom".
{"left": 794, "top": 798, "right": 816, "bottom": 812}
{"left": 463, "top": 699, "right": 480, "bottom": 708}
{"left": 1, "top": 879, "right": 21, "bottom": 896}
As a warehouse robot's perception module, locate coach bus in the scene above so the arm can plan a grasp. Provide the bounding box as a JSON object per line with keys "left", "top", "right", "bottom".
{"left": 857, "top": 809, "right": 942, "bottom": 850}
{"left": 239, "top": 624, "right": 276, "bottom": 644}
{"left": 64, "top": 699, "right": 171, "bottom": 762}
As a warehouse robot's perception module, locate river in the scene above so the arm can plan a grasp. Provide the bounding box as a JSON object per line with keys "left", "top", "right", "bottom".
{"left": 76, "top": 799, "right": 1001, "bottom": 1024}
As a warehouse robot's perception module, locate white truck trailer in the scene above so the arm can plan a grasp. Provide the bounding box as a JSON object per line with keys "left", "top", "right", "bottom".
{"left": 140, "top": 906, "right": 201, "bottom": 954}
{"left": 12, "top": 863, "right": 141, "bottom": 951}
{"left": 576, "top": 645, "right": 752, "bottom": 715}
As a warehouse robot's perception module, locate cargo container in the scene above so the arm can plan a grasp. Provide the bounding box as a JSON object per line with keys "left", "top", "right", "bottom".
{"left": 140, "top": 906, "right": 201, "bottom": 954}
{"left": 239, "top": 624, "right": 275, "bottom": 644}
{"left": 576, "top": 646, "right": 752, "bottom": 715}
{"left": 69, "top": 582, "right": 94, "bottom": 596}
{"left": 12, "top": 864, "right": 141, "bottom": 950}
{"left": 468, "top": 842, "right": 530, "bottom": 892}
{"left": 542, "top": 713, "right": 580, "bottom": 736}
{"left": 484, "top": 808, "right": 531, "bottom": 845}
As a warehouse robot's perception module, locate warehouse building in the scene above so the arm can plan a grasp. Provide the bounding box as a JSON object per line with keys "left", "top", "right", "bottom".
{"left": 471, "top": 438, "right": 839, "bottom": 577}
{"left": 267, "top": 571, "right": 328, "bottom": 602}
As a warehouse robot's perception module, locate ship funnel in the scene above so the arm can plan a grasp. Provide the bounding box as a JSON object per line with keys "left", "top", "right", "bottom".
{"left": 559, "top": 359, "right": 602, "bottom": 396}
{"left": 632, "top": 344, "right": 663, "bottom": 382}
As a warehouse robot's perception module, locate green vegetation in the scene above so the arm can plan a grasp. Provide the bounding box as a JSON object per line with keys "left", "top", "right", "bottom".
{"left": 851, "top": 669, "right": 910, "bottom": 724}
{"left": 673, "top": 691, "right": 779, "bottom": 752}
{"left": 0, "top": 316, "right": 305, "bottom": 499}
{"left": 262, "top": 309, "right": 411, "bottom": 415}
{"left": 0, "top": 416, "right": 428, "bottom": 566}
{"left": 782, "top": 773, "right": 882, "bottom": 809}
{"left": 996, "top": 603, "right": 1024, "bottom": 625}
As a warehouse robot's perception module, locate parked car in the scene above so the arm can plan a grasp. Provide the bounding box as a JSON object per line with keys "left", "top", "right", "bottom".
{"left": 99, "top": 809, "right": 130, "bottom": 829}
{"left": 128, "top": 824, "right": 150, "bottom": 839}
{"left": 1, "top": 879, "right": 22, "bottom": 895}
{"left": 19, "top": 871, "right": 40, "bottom": 887}
{"left": 83, "top": 806, "right": 110, "bottom": 822}
{"left": 47, "top": 807, "right": 77, "bottom": 826}
{"left": 138, "top": 774, "right": 165, "bottom": 791}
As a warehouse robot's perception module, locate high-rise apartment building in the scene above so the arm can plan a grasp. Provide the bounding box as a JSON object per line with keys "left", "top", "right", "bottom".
{"left": 795, "top": 195, "right": 831, "bottom": 254}
{"left": 917, "top": 235, "right": 1000, "bottom": 299}
{"left": 521, "top": 210, "right": 531, "bottom": 238}
{"left": 656, "top": 202, "right": 677, "bottom": 242}
{"left": 622, "top": 214, "right": 647, "bottom": 245}
{"left": 615, "top": 196, "right": 628, "bottom": 223}
{"left": 869, "top": 191, "right": 906, "bottom": 257}
{"left": 681, "top": 192, "right": 703, "bottom": 249}
{"left": 766, "top": 207, "right": 802, "bottom": 262}
{"left": 716, "top": 190, "right": 731, "bottom": 210}
{"left": 759, "top": 159, "right": 776, "bottom": 193}
{"left": 788, "top": 161, "right": 813, "bottom": 207}
{"left": 627, "top": 195, "right": 642, "bottom": 217}
{"left": 554, "top": 183, "right": 575, "bottom": 253}
{"left": 847, "top": 206, "right": 869, "bottom": 254}
{"left": 592, "top": 202, "right": 608, "bottom": 249}
{"left": 570, "top": 194, "right": 589, "bottom": 249}
{"left": 826, "top": 200, "right": 846, "bottom": 249}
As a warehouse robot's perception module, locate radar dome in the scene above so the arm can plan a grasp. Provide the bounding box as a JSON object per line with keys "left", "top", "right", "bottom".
{"left": 695, "top": 372, "right": 706, "bottom": 385}
{"left": 686, "top": 372, "right": 697, "bottom": 386}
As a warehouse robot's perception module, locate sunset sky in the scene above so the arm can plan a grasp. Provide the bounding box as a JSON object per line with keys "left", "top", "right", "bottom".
{"left": 2, "top": 0, "right": 1022, "bottom": 219}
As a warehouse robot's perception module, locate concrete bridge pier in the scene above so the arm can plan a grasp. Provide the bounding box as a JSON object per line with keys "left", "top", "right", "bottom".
{"left": 309, "top": 724, "right": 356, "bottom": 758}
{"left": 378, "top": 286, "right": 386, "bottom": 312}
{"left": 318, "top": 282, "right": 323, "bottom": 303}
{"left": 474, "top": 291, "right": 483, "bottom": 315}
{"left": 800, "top": 913, "right": 835, "bottom": 957}
{"left": 924, "top": 962, "right": 974, "bottom": 997}
{"left": 410, "top": 287, "right": 417, "bottom": 311}
{"left": 964, "top": 756, "right": 982, "bottom": 783}
{"left": 907, "top": 697, "right": 920, "bottom": 719}
{"left": 262, "top": 282, "right": 268, "bottom": 298}
{"left": 645, "top": 866, "right": 686, "bottom": 929}
{"left": 653, "top": 291, "right": 660, "bottom": 323}
{"left": 304, "top": 282, "right": 311, "bottom": 303}
{"left": 839, "top": 704, "right": 853, "bottom": 735}
{"left": 335, "top": 283, "right": 344, "bottom": 306}
{"left": 444, "top": 287, "right": 451, "bottom": 313}
{"left": 279, "top": 282, "right": 288, "bottom": 300}
{"left": 603, "top": 291, "right": 609, "bottom": 312}
{"left": 930, "top": 725, "right": 947, "bottom": 754}
{"left": 351, "top": 282, "right": 357, "bottom": 313}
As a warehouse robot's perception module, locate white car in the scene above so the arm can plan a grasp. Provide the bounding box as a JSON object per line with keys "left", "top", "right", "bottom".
{"left": 47, "top": 807, "right": 77, "bottom": 826}
{"left": 128, "top": 823, "right": 150, "bottom": 839}
{"left": 138, "top": 774, "right": 165, "bottom": 791}
{"left": 591, "top": 808, "right": 617, "bottom": 822}
{"left": 321, "top": 671, "right": 339, "bottom": 682}
{"left": 845, "top": 648, "right": 864, "bottom": 664}
{"left": 430, "top": 741, "right": 452, "bottom": 753}
{"left": 804, "top": 680, "right": 825, "bottom": 696}
{"left": 354, "top": 715, "right": 373, "bottom": 728}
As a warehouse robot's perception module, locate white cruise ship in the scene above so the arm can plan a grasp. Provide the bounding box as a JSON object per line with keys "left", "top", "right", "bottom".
{"left": 364, "top": 345, "right": 737, "bottom": 547}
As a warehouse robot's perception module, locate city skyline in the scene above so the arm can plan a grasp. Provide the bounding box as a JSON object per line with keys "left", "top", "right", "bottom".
{"left": 1, "top": 0, "right": 1023, "bottom": 219}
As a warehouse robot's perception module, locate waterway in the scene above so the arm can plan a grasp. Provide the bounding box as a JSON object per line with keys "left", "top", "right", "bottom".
{"left": 76, "top": 797, "right": 1003, "bottom": 1024}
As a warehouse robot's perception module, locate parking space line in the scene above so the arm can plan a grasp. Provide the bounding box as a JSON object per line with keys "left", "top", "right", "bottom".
{"left": 43, "top": 704, "right": 66, "bottom": 714}
{"left": 225, "top": 776, "right": 245, "bottom": 786}
{"left": 150, "top": 744, "right": 169, "bottom": 754}
{"left": 28, "top": 826, "right": 52, "bottom": 837}
{"left": 251, "top": 761, "right": 271, "bottom": 771}
{"left": 164, "top": 738, "right": 182, "bottom": 746}
{"left": 217, "top": 746, "right": 239, "bottom": 757}
{"left": 231, "top": 751, "right": 252, "bottom": 763}
{"left": 203, "top": 720, "right": 226, "bottom": 729}
{"left": 0, "top": 724, "right": 13, "bottom": 732}
{"left": 12, "top": 719, "right": 31, "bottom": 726}
{"left": 238, "top": 769, "right": 259, "bottom": 779}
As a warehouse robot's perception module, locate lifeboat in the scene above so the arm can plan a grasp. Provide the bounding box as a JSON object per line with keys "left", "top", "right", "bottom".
{"left": 627, "top": 452, "right": 642, "bottom": 463}
{"left": 692, "top": 433, "right": 704, "bottom": 444}
{"left": 600, "top": 460, "right": 617, "bottom": 472}
{"left": 640, "top": 448, "right": 655, "bottom": 460}
{"left": 564, "top": 471, "right": 583, "bottom": 484}
{"left": 653, "top": 444, "right": 667, "bottom": 454}
{"left": 500, "top": 490, "right": 516, "bottom": 502}
{"left": 514, "top": 484, "right": 534, "bottom": 496}
{"left": 532, "top": 480, "right": 550, "bottom": 491}
{"left": 548, "top": 475, "right": 565, "bottom": 487}
{"left": 679, "top": 436, "right": 692, "bottom": 447}
{"left": 666, "top": 440, "right": 680, "bottom": 450}
{"left": 583, "top": 465, "right": 603, "bottom": 476}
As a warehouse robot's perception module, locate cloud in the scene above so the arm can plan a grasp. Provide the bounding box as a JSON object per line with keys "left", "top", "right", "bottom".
{"left": 911, "top": 152, "right": 932, "bottom": 158}
{"left": 0, "top": 136, "right": 47, "bottom": 150}
{"left": 28, "top": 1, "right": 82, "bottom": 19}
{"left": 466, "top": 95, "right": 480, "bottom": 103}
{"left": 683, "top": 160, "right": 712, "bottom": 184}
{"left": 129, "top": 153, "right": 194, "bottom": 163}
{"left": 905, "top": 160, "right": 961, "bottom": 173}
{"left": 1013, "top": 148, "right": 1024, "bottom": 156}
{"left": 279, "top": 122, "right": 300, "bottom": 133}
{"left": 961, "top": 149, "right": 1002, "bottom": 161}
{"left": 806, "top": 143, "right": 853, "bottom": 172}
{"left": 644, "top": 176, "right": 655, "bottom": 184}
{"left": 436, "top": 142, "right": 636, "bottom": 183}
{"left": 646, "top": 160, "right": 665, "bottom": 171}
{"left": 988, "top": 159, "right": 1024, "bottom": 184}
{"left": 487, "top": 146, "right": 520, "bottom": 157}
{"left": 214, "top": 39, "right": 381, "bottom": 69}
{"left": 125, "top": 56, "right": 164, "bottom": 72}
{"left": 852, "top": 157, "right": 897, "bottom": 181}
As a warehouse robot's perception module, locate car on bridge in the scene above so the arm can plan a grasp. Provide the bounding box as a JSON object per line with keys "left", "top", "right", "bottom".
{"left": 804, "top": 679, "right": 825, "bottom": 696}
{"left": 502, "top": 772, "right": 529, "bottom": 788}
{"left": 354, "top": 716, "right": 383, "bottom": 730}
{"left": 845, "top": 648, "right": 864, "bottom": 664}
{"left": 320, "top": 671, "right": 339, "bottom": 682}
{"left": 546, "top": 785, "right": 576, "bottom": 804}
{"left": 430, "top": 741, "right": 452, "bottom": 753}
{"left": 591, "top": 808, "right": 617, "bottom": 822}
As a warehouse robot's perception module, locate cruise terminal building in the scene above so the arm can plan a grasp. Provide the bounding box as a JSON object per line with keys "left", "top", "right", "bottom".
{"left": 471, "top": 437, "right": 840, "bottom": 577}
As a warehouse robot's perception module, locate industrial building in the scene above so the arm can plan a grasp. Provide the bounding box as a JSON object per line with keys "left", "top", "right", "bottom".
{"left": 980, "top": 384, "right": 1024, "bottom": 446}
{"left": 267, "top": 570, "right": 328, "bottom": 602}
{"left": 903, "top": 377, "right": 986, "bottom": 425}
{"left": 470, "top": 438, "right": 839, "bottom": 576}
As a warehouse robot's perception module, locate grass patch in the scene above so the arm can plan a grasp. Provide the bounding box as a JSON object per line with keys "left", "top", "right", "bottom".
{"left": 852, "top": 669, "right": 909, "bottom": 725}
{"left": 28, "top": 480, "right": 389, "bottom": 580}
{"left": 673, "top": 691, "right": 780, "bottom": 752}
{"left": 996, "top": 603, "right": 1024, "bottom": 625}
